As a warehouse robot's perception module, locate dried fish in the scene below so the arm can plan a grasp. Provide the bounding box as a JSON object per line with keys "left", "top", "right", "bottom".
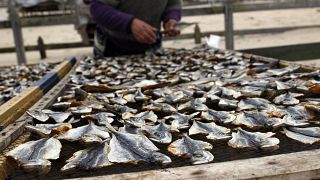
{"left": 82, "top": 112, "right": 115, "bottom": 126}
{"left": 273, "top": 92, "right": 303, "bottom": 105}
{"left": 42, "top": 110, "right": 71, "bottom": 123}
{"left": 282, "top": 106, "right": 311, "bottom": 127}
{"left": 143, "top": 102, "right": 177, "bottom": 113}
{"left": 61, "top": 142, "right": 112, "bottom": 171}
{"left": 200, "top": 109, "right": 236, "bottom": 124}
{"left": 124, "top": 111, "right": 158, "bottom": 127}
{"left": 70, "top": 106, "right": 92, "bottom": 115}
{"left": 168, "top": 134, "right": 214, "bottom": 164}
{"left": 267, "top": 65, "right": 300, "bottom": 76}
{"left": 177, "top": 98, "right": 208, "bottom": 111}
{"left": 108, "top": 127, "right": 171, "bottom": 164}
{"left": 6, "top": 138, "right": 61, "bottom": 174}
{"left": 119, "top": 124, "right": 143, "bottom": 135}
{"left": 228, "top": 128, "right": 279, "bottom": 151}
{"left": 275, "top": 81, "right": 295, "bottom": 90}
{"left": 26, "top": 123, "right": 72, "bottom": 137}
{"left": 189, "top": 121, "right": 231, "bottom": 141}
{"left": 283, "top": 127, "right": 320, "bottom": 144}
{"left": 27, "top": 110, "right": 49, "bottom": 122}
{"left": 165, "top": 112, "right": 199, "bottom": 132}
{"left": 58, "top": 122, "right": 110, "bottom": 144}
{"left": 233, "top": 111, "right": 284, "bottom": 129}
{"left": 110, "top": 97, "right": 127, "bottom": 105}
{"left": 142, "top": 121, "right": 172, "bottom": 144}
{"left": 154, "top": 91, "right": 191, "bottom": 104}
{"left": 238, "top": 98, "right": 276, "bottom": 111}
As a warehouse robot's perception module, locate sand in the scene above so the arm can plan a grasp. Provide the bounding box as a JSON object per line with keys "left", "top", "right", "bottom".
{"left": 0, "top": 7, "right": 319, "bottom": 66}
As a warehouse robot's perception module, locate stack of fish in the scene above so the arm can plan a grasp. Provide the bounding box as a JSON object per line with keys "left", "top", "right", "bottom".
{"left": 0, "top": 62, "right": 55, "bottom": 105}
{"left": 6, "top": 48, "right": 320, "bottom": 174}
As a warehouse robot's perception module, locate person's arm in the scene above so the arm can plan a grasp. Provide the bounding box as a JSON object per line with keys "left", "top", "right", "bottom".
{"left": 162, "top": 0, "right": 182, "bottom": 36}
{"left": 90, "top": 0, "right": 134, "bottom": 33}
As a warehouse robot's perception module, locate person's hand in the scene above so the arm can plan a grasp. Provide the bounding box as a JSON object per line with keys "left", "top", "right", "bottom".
{"left": 131, "top": 18, "right": 157, "bottom": 44}
{"left": 163, "top": 19, "right": 180, "bottom": 37}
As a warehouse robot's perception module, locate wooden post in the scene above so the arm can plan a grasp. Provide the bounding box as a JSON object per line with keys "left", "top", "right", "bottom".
{"left": 37, "top": 36, "right": 47, "bottom": 59}
{"left": 223, "top": 0, "right": 234, "bottom": 50}
{"left": 194, "top": 24, "right": 201, "bottom": 44}
{"left": 9, "top": 0, "right": 27, "bottom": 65}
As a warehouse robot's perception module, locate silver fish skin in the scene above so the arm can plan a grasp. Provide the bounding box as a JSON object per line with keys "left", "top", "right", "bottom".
{"left": 238, "top": 98, "right": 276, "bottom": 111}
{"left": 58, "top": 122, "right": 110, "bottom": 144}
{"left": 177, "top": 98, "right": 208, "bottom": 112}
{"left": 154, "top": 91, "right": 191, "bottom": 104}
{"left": 26, "top": 110, "right": 49, "bottom": 122}
{"left": 273, "top": 92, "right": 303, "bottom": 106}
{"left": 168, "top": 134, "right": 214, "bottom": 164}
{"left": 189, "top": 121, "right": 231, "bottom": 141}
{"left": 165, "top": 112, "right": 199, "bottom": 132}
{"left": 41, "top": 110, "right": 71, "bottom": 123}
{"left": 108, "top": 131, "right": 171, "bottom": 165}
{"left": 61, "top": 142, "right": 112, "bottom": 171}
{"left": 228, "top": 128, "right": 279, "bottom": 151}
{"left": 119, "top": 124, "right": 143, "bottom": 135}
{"left": 82, "top": 112, "right": 115, "bottom": 126}
{"left": 142, "top": 102, "right": 177, "bottom": 113}
{"left": 6, "top": 137, "right": 61, "bottom": 174}
{"left": 283, "top": 127, "right": 320, "bottom": 144}
{"left": 282, "top": 106, "right": 311, "bottom": 127}
{"left": 142, "top": 121, "right": 172, "bottom": 144}
{"left": 233, "top": 111, "right": 284, "bottom": 129}
{"left": 200, "top": 109, "right": 236, "bottom": 124}
{"left": 124, "top": 111, "right": 158, "bottom": 128}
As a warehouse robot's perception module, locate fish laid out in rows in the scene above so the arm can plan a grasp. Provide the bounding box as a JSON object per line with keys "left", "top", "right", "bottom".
{"left": 8, "top": 47, "right": 320, "bottom": 175}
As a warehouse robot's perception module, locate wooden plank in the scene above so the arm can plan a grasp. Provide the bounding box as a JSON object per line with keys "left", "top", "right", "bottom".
{"left": 70, "top": 149, "right": 320, "bottom": 180}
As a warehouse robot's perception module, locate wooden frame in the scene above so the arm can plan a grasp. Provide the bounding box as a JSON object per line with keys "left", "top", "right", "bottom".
{"left": 0, "top": 49, "right": 319, "bottom": 179}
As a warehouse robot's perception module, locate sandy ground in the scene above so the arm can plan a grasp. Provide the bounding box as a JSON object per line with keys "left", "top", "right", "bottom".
{"left": 0, "top": 7, "right": 319, "bottom": 66}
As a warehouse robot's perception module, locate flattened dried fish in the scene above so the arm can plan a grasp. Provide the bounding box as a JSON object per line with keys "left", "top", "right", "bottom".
{"left": 142, "top": 102, "right": 177, "bottom": 113}
{"left": 273, "top": 92, "right": 303, "bottom": 105}
{"left": 155, "top": 91, "right": 190, "bottom": 104}
{"left": 168, "top": 134, "right": 214, "bottom": 164}
{"left": 275, "top": 81, "right": 295, "bottom": 90}
{"left": 61, "top": 142, "right": 112, "bottom": 171}
{"left": 42, "top": 110, "right": 71, "bottom": 123}
{"left": 189, "top": 121, "right": 231, "bottom": 141}
{"left": 27, "top": 110, "right": 49, "bottom": 122}
{"left": 82, "top": 112, "right": 115, "bottom": 126}
{"left": 200, "top": 109, "right": 235, "bottom": 124}
{"left": 6, "top": 138, "right": 61, "bottom": 174}
{"left": 267, "top": 65, "right": 300, "bottom": 76}
{"left": 119, "top": 124, "right": 143, "bottom": 135}
{"left": 165, "top": 112, "right": 199, "bottom": 132}
{"left": 26, "top": 123, "right": 72, "bottom": 137}
{"left": 238, "top": 98, "right": 275, "bottom": 111}
{"left": 233, "top": 111, "right": 284, "bottom": 129}
{"left": 108, "top": 127, "right": 171, "bottom": 164}
{"left": 70, "top": 106, "right": 92, "bottom": 115}
{"left": 283, "top": 127, "right": 320, "bottom": 144}
{"left": 283, "top": 106, "right": 311, "bottom": 127}
{"left": 228, "top": 128, "right": 279, "bottom": 151}
{"left": 177, "top": 98, "right": 208, "bottom": 112}
{"left": 142, "top": 121, "right": 172, "bottom": 144}
{"left": 58, "top": 122, "right": 110, "bottom": 144}
{"left": 110, "top": 97, "right": 127, "bottom": 105}
{"left": 124, "top": 111, "right": 158, "bottom": 127}
{"left": 134, "top": 88, "right": 151, "bottom": 102}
